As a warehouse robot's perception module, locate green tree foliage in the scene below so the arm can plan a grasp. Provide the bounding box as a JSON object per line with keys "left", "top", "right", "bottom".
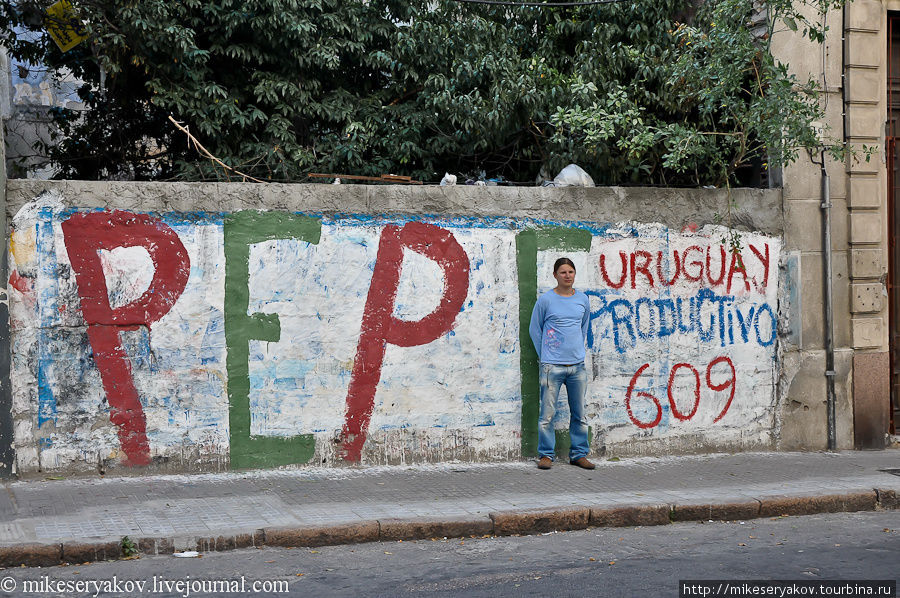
{"left": 550, "top": 0, "right": 848, "bottom": 186}
{"left": 1, "top": 0, "right": 846, "bottom": 185}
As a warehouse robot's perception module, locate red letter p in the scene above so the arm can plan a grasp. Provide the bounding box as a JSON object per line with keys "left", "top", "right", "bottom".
{"left": 62, "top": 211, "right": 190, "bottom": 466}
{"left": 340, "top": 222, "right": 469, "bottom": 461}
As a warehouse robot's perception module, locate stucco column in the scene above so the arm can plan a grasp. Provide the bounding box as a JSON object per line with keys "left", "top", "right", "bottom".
{"left": 845, "top": 1, "right": 890, "bottom": 448}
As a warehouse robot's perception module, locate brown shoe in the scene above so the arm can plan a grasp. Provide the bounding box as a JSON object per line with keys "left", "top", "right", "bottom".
{"left": 569, "top": 457, "right": 596, "bottom": 470}
{"left": 537, "top": 456, "right": 553, "bottom": 470}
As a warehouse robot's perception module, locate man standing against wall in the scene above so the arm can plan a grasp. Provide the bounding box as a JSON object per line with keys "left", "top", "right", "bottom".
{"left": 528, "top": 257, "right": 595, "bottom": 470}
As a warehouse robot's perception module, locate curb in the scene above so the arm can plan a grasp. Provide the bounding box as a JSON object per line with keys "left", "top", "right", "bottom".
{"left": 0, "top": 489, "right": 895, "bottom": 568}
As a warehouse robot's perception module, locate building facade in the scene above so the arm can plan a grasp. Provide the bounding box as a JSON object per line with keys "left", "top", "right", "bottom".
{"left": 771, "top": 0, "right": 895, "bottom": 451}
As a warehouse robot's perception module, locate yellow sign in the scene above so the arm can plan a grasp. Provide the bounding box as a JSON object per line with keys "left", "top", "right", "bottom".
{"left": 45, "top": 0, "right": 87, "bottom": 53}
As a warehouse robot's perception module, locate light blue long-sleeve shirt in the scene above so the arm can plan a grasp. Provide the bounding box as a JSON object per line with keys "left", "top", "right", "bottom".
{"left": 528, "top": 289, "right": 590, "bottom": 364}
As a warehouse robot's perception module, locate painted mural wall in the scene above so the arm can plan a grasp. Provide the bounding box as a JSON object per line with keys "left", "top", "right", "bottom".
{"left": 8, "top": 192, "right": 781, "bottom": 472}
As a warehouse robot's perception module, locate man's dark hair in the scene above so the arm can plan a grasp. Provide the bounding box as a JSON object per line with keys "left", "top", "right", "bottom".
{"left": 553, "top": 257, "right": 576, "bottom": 273}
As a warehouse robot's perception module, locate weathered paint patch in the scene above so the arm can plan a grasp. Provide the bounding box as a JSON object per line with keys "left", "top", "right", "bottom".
{"left": 9, "top": 226, "right": 36, "bottom": 270}
{"left": 8, "top": 204, "right": 782, "bottom": 473}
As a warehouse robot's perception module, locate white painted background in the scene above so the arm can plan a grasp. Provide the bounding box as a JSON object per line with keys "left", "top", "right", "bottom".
{"left": 8, "top": 199, "right": 781, "bottom": 471}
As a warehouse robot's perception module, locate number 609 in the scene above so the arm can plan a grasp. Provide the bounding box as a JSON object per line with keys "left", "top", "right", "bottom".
{"left": 624, "top": 356, "right": 736, "bottom": 429}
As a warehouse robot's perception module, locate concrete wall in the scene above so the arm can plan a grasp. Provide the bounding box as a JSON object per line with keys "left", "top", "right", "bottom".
{"left": 4, "top": 181, "right": 787, "bottom": 474}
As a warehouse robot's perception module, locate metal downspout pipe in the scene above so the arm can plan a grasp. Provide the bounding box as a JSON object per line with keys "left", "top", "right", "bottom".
{"left": 821, "top": 153, "right": 837, "bottom": 451}
{"left": 819, "top": 3, "right": 852, "bottom": 452}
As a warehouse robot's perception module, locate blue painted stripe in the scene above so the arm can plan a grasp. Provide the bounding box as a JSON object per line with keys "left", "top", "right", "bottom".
{"left": 36, "top": 210, "right": 58, "bottom": 433}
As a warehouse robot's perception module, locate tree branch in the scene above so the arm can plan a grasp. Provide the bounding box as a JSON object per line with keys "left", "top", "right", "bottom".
{"left": 167, "top": 115, "right": 265, "bottom": 183}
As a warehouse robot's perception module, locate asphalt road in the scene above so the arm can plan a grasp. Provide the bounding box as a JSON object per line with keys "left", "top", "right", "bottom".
{"left": 1, "top": 511, "right": 897, "bottom": 598}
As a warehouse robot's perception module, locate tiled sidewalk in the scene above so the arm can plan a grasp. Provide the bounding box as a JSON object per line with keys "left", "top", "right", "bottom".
{"left": 0, "top": 450, "right": 898, "bottom": 565}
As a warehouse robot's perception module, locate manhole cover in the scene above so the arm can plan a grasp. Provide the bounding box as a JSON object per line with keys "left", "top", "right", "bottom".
{"left": 879, "top": 469, "right": 900, "bottom": 477}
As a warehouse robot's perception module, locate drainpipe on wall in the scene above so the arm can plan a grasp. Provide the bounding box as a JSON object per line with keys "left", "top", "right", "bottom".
{"left": 822, "top": 2, "right": 852, "bottom": 452}
{"left": 820, "top": 150, "right": 837, "bottom": 451}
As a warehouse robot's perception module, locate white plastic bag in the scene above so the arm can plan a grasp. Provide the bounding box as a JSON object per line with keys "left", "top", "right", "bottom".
{"left": 440, "top": 173, "right": 457, "bottom": 186}
{"left": 552, "top": 164, "right": 595, "bottom": 188}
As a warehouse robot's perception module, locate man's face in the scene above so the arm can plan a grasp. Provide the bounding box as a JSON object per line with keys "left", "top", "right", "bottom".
{"left": 554, "top": 264, "right": 576, "bottom": 287}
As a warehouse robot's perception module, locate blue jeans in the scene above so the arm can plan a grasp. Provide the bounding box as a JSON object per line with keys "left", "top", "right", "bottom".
{"left": 538, "top": 362, "right": 589, "bottom": 461}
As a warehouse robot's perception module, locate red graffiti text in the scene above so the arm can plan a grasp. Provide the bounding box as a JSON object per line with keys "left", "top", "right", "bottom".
{"left": 62, "top": 211, "right": 190, "bottom": 466}
{"left": 624, "top": 356, "right": 736, "bottom": 429}
{"left": 340, "top": 222, "right": 469, "bottom": 462}
{"left": 599, "top": 243, "right": 770, "bottom": 294}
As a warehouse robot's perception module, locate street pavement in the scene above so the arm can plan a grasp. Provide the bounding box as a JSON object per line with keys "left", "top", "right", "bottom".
{"left": 0, "top": 450, "right": 898, "bottom": 567}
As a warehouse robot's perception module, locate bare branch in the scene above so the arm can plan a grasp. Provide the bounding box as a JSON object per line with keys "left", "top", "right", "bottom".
{"left": 167, "top": 115, "right": 265, "bottom": 183}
